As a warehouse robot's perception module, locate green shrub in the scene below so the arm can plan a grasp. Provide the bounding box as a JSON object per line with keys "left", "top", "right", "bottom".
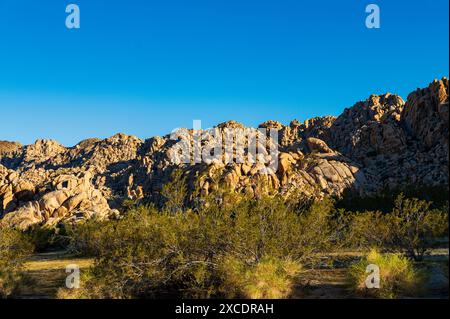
{"left": 388, "top": 195, "right": 448, "bottom": 260}
{"left": 161, "top": 169, "right": 187, "bottom": 214}
{"left": 347, "top": 249, "right": 424, "bottom": 298}
{"left": 65, "top": 218, "right": 108, "bottom": 256}
{"left": 57, "top": 189, "right": 447, "bottom": 299}
{"left": 26, "top": 225, "right": 69, "bottom": 252}
{"left": 343, "top": 195, "right": 448, "bottom": 260}
{"left": 58, "top": 192, "right": 333, "bottom": 299}
{"left": 345, "top": 211, "right": 392, "bottom": 249}
{"left": 61, "top": 206, "right": 230, "bottom": 298}
{"left": 56, "top": 270, "right": 106, "bottom": 299}
{"left": 0, "top": 227, "right": 33, "bottom": 298}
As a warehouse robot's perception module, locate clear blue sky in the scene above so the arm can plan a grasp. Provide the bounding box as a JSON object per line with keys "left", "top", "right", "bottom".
{"left": 0, "top": 0, "right": 448, "bottom": 146}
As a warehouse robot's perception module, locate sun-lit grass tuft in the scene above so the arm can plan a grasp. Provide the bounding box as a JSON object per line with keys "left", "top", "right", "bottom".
{"left": 347, "top": 249, "right": 425, "bottom": 298}
{"left": 220, "top": 256, "right": 302, "bottom": 299}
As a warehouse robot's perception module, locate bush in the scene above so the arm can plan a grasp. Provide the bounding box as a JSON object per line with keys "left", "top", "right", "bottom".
{"left": 347, "top": 249, "right": 424, "bottom": 298}
{"left": 345, "top": 211, "right": 392, "bottom": 249}
{"left": 219, "top": 255, "right": 301, "bottom": 299}
{"left": 56, "top": 270, "right": 104, "bottom": 299}
{"left": 60, "top": 206, "right": 231, "bottom": 298}
{"left": 343, "top": 195, "right": 448, "bottom": 260}
{"left": 338, "top": 185, "right": 449, "bottom": 213}
{"left": 161, "top": 169, "right": 187, "bottom": 214}
{"left": 58, "top": 189, "right": 447, "bottom": 299}
{"left": 0, "top": 227, "right": 33, "bottom": 298}
{"left": 388, "top": 195, "right": 448, "bottom": 260}
{"left": 26, "top": 225, "right": 69, "bottom": 252}
{"left": 65, "top": 218, "right": 107, "bottom": 256}
{"left": 59, "top": 192, "right": 334, "bottom": 299}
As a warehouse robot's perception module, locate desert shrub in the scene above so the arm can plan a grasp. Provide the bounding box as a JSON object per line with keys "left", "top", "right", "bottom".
{"left": 201, "top": 193, "right": 336, "bottom": 266}
{"left": 62, "top": 206, "right": 233, "bottom": 298}
{"left": 296, "top": 198, "right": 336, "bottom": 261}
{"left": 345, "top": 211, "right": 392, "bottom": 250}
{"left": 58, "top": 186, "right": 448, "bottom": 299}
{"left": 56, "top": 270, "right": 106, "bottom": 299}
{"left": 121, "top": 198, "right": 140, "bottom": 211}
{"left": 347, "top": 249, "right": 424, "bottom": 298}
{"left": 58, "top": 191, "right": 336, "bottom": 299}
{"left": 388, "top": 195, "right": 448, "bottom": 261}
{"left": 161, "top": 169, "right": 187, "bottom": 214}
{"left": 26, "top": 224, "right": 69, "bottom": 252}
{"left": 219, "top": 255, "right": 301, "bottom": 299}
{"left": 230, "top": 196, "right": 299, "bottom": 262}
{"left": 65, "top": 218, "right": 109, "bottom": 256}
{"left": 0, "top": 227, "right": 33, "bottom": 298}
{"left": 342, "top": 195, "right": 448, "bottom": 260}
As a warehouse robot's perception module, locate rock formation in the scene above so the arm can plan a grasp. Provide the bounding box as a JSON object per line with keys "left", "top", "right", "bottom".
{"left": 1, "top": 78, "right": 448, "bottom": 229}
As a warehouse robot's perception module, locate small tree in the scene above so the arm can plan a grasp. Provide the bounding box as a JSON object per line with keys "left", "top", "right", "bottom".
{"left": 389, "top": 194, "right": 448, "bottom": 261}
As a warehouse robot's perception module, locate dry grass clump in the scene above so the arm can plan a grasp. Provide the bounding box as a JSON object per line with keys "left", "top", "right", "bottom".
{"left": 347, "top": 249, "right": 424, "bottom": 298}
{"left": 220, "top": 256, "right": 302, "bottom": 299}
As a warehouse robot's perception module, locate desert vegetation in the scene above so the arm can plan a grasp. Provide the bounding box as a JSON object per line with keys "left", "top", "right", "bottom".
{"left": 42, "top": 177, "right": 450, "bottom": 298}
{"left": 0, "top": 78, "right": 447, "bottom": 299}
{"left": 347, "top": 249, "right": 425, "bottom": 298}
{"left": 0, "top": 228, "right": 33, "bottom": 298}
{"left": 1, "top": 172, "right": 448, "bottom": 299}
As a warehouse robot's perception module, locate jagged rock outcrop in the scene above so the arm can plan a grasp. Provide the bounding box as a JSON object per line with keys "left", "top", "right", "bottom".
{"left": 402, "top": 78, "right": 449, "bottom": 151}
{"left": 327, "top": 93, "right": 406, "bottom": 160}
{"left": 322, "top": 78, "right": 449, "bottom": 187}
{"left": 0, "top": 78, "right": 448, "bottom": 229}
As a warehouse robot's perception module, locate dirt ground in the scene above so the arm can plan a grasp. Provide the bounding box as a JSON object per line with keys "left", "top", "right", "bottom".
{"left": 17, "top": 251, "right": 93, "bottom": 299}
{"left": 15, "top": 249, "right": 449, "bottom": 299}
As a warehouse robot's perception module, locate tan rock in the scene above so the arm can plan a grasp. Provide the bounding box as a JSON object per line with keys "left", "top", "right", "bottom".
{"left": 306, "top": 138, "right": 334, "bottom": 154}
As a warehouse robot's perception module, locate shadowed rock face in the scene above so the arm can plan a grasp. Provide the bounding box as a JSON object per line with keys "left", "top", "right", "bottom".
{"left": 1, "top": 78, "right": 448, "bottom": 229}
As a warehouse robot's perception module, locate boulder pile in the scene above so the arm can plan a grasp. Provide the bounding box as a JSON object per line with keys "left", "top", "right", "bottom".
{"left": 1, "top": 78, "right": 448, "bottom": 229}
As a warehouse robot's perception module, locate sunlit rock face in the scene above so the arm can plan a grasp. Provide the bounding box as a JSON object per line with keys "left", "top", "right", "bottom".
{"left": 1, "top": 78, "right": 448, "bottom": 229}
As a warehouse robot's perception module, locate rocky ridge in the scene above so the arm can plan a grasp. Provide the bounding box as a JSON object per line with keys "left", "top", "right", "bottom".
{"left": 1, "top": 78, "right": 448, "bottom": 229}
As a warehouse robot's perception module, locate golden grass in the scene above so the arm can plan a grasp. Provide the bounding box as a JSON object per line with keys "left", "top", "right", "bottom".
{"left": 347, "top": 249, "right": 425, "bottom": 298}
{"left": 220, "top": 256, "right": 302, "bottom": 299}
{"left": 14, "top": 251, "right": 94, "bottom": 298}
{"left": 25, "top": 258, "right": 93, "bottom": 271}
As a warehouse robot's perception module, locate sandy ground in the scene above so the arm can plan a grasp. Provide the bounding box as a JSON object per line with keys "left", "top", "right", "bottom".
{"left": 18, "top": 251, "right": 93, "bottom": 299}
{"left": 16, "top": 249, "right": 449, "bottom": 299}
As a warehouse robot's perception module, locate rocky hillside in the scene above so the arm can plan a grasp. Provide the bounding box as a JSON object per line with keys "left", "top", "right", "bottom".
{"left": 1, "top": 78, "right": 448, "bottom": 229}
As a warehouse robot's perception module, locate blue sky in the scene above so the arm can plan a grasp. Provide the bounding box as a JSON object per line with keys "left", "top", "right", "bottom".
{"left": 0, "top": 0, "right": 448, "bottom": 146}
